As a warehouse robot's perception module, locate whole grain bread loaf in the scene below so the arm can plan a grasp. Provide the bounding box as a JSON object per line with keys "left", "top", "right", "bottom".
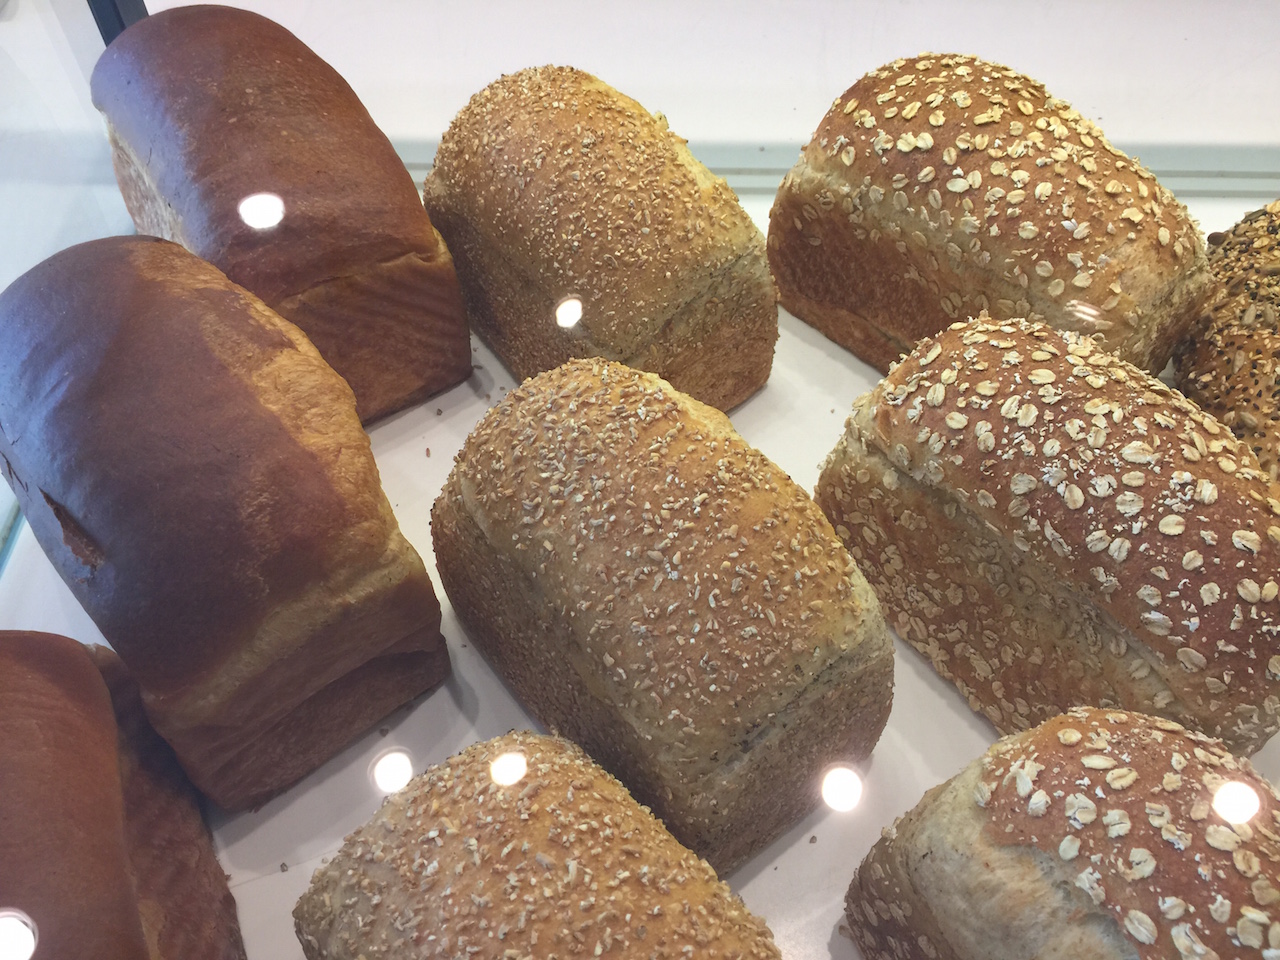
{"left": 432, "top": 358, "right": 893, "bottom": 871}
{"left": 423, "top": 65, "right": 777, "bottom": 412}
{"left": 769, "top": 53, "right": 1210, "bottom": 373}
{"left": 816, "top": 315, "right": 1280, "bottom": 755}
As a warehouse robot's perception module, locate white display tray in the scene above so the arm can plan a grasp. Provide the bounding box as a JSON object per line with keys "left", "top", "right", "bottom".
{"left": 3, "top": 195, "right": 1279, "bottom": 959}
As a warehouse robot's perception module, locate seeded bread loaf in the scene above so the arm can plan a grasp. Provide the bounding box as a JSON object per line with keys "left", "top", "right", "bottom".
{"left": 90, "top": 4, "right": 472, "bottom": 423}
{"left": 432, "top": 359, "right": 893, "bottom": 871}
{"left": 422, "top": 65, "right": 778, "bottom": 412}
{"left": 294, "top": 732, "right": 782, "bottom": 960}
{"left": 1176, "top": 200, "right": 1280, "bottom": 481}
{"left": 769, "top": 53, "right": 1210, "bottom": 373}
{"left": 0, "top": 236, "right": 449, "bottom": 810}
{"left": 849, "top": 706, "right": 1280, "bottom": 960}
{"left": 815, "top": 315, "right": 1280, "bottom": 755}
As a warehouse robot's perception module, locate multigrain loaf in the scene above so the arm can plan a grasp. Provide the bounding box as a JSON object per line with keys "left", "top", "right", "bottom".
{"left": 848, "top": 707, "right": 1280, "bottom": 960}
{"left": 0, "top": 236, "right": 449, "bottom": 809}
{"left": 90, "top": 4, "right": 472, "bottom": 423}
{"left": 1176, "top": 199, "right": 1280, "bottom": 481}
{"left": 432, "top": 359, "right": 893, "bottom": 871}
{"left": 422, "top": 65, "right": 778, "bottom": 412}
{"left": 294, "top": 732, "right": 783, "bottom": 960}
{"left": 769, "top": 53, "right": 1210, "bottom": 373}
{"left": 815, "top": 315, "right": 1280, "bottom": 755}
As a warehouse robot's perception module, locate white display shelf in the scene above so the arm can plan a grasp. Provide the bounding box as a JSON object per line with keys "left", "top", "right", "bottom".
{"left": 4, "top": 189, "right": 1280, "bottom": 959}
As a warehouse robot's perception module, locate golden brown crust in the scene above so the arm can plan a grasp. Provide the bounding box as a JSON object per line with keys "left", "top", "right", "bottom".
{"left": 432, "top": 359, "right": 893, "bottom": 870}
{"left": 0, "top": 632, "right": 150, "bottom": 960}
{"left": 769, "top": 53, "right": 1210, "bottom": 374}
{"left": 0, "top": 236, "right": 449, "bottom": 809}
{"left": 1176, "top": 199, "right": 1280, "bottom": 481}
{"left": 849, "top": 707, "right": 1280, "bottom": 960}
{"left": 423, "top": 65, "right": 777, "bottom": 411}
{"left": 816, "top": 316, "right": 1280, "bottom": 754}
{"left": 90, "top": 4, "right": 472, "bottom": 422}
{"left": 294, "top": 732, "right": 782, "bottom": 960}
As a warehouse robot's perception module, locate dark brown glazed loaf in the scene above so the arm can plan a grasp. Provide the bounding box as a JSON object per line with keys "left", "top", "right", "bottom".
{"left": 1176, "top": 199, "right": 1280, "bottom": 481}
{"left": 432, "top": 359, "right": 893, "bottom": 872}
{"left": 90, "top": 3, "right": 472, "bottom": 423}
{"left": 849, "top": 707, "right": 1280, "bottom": 960}
{"left": 769, "top": 53, "right": 1210, "bottom": 373}
{"left": 0, "top": 235, "right": 449, "bottom": 810}
{"left": 816, "top": 315, "right": 1280, "bottom": 755}
{"left": 423, "top": 65, "right": 777, "bottom": 412}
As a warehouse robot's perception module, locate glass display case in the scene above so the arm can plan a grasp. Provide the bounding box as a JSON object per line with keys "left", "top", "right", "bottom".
{"left": 3, "top": 2, "right": 1280, "bottom": 957}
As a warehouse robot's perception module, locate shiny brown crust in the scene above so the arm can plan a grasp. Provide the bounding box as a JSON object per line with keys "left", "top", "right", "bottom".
{"left": 849, "top": 707, "right": 1280, "bottom": 960}
{"left": 89, "top": 646, "right": 247, "bottom": 960}
{"left": 90, "top": 4, "right": 472, "bottom": 423}
{"left": 815, "top": 316, "right": 1280, "bottom": 755}
{"left": 0, "top": 236, "right": 449, "bottom": 809}
{"left": 294, "top": 732, "right": 782, "bottom": 960}
{"left": 431, "top": 359, "right": 893, "bottom": 871}
{"left": 1176, "top": 199, "right": 1280, "bottom": 481}
{"left": 0, "top": 632, "right": 150, "bottom": 960}
{"left": 422, "top": 65, "right": 778, "bottom": 412}
{"left": 769, "top": 53, "right": 1210, "bottom": 374}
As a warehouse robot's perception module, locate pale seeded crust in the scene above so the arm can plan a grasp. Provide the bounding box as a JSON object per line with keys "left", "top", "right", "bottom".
{"left": 294, "top": 732, "right": 782, "bottom": 960}
{"left": 849, "top": 707, "right": 1280, "bottom": 960}
{"left": 815, "top": 316, "right": 1280, "bottom": 755}
{"left": 1176, "top": 200, "right": 1280, "bottom": 482}
{"left": 0, "top": 236, "right": 449, "bottom": 810}
{"left": 422, "top": 65, "right": 778, "bottom": 412}
{"left": 431, "top": 359, "right": 893, "bottom": 871}
{"left": 89, "top": 646, "right": 247, "bottom": 960}
{"left": 769, "top": 53, "right": 1210, "bottom": 375}
{"left": 91, "top": 5, "right": 472, "bottom": 423}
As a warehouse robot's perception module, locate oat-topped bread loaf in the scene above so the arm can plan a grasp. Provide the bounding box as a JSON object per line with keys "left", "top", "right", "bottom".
{"left": 0, "top": 236, "right": 449, "bottom": 809}
{"left": 769, "top": 53, "right": 1210, "bottom": 373}
{"left": 294, "top": 732, "right": 782, "bottom": 960}
{"left": 422, "top": 66, "right": 778, "bottom": 412}
{"left": 816, "top": 315, "right": 1280, "bottom": 755}
{"left": 849, "top": 706, "right": 1280, "bottom": 960}
{"left": 432, "top": 359, "right": 893, "bottom": 871}
{"left": 1176, "top": 200, "right": 1280, "bottom": 481}
{"left": 90, "top": 4, "right": 471, "bottom": 423}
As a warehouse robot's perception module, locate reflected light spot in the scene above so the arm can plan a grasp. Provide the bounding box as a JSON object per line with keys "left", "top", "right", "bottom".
{"left": 0, "top": 910, "right": 37, "bottom": 960}
{"left": 490, "top": 752, "right": 528, "bottom": 786}
{"left": 1065, "top": 299, "right": 1102, "bottom": 324}
{"left": 556, "top": 297, "right": 583, "bottom": 329}
{"left": 238, "top": 192, "right": 285, "bottom": 229}
{"left": 822, "top": 765, "right": 863, "bottom": 812}
{"left": 372, "top": 750, "right": 413, "bottom": 794}
{"left": 1213, "top": 781, "right": 1261, "bottom": 824}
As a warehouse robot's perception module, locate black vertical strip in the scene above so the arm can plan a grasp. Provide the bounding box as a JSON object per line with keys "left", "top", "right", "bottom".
{"left": 87, "top": 0, "right": 148, "bottom": 46}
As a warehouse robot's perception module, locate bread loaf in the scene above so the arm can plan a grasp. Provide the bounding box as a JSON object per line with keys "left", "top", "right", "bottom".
{"left": 90, "top": 4, "right": 472, "bottom": 423}
{"left": 848, "top": 706, "right": 1280, "bottom": 960}
{"left": 294, "top": 732, "right": 782, "bottom": 960}
{"left": 815, "top": 315, "right": 1280, "bottom": 755}
{"left": 769, "top": 53, "right": 1210, "bottom": 373}
{"left": 1176, "top": 199, "right": 1280, "bottom": 481}
{"left": 432, "top": 359, "right": 893, "bottom": 871}
{"left": 422, "top": 66, "right": 778, "bottom": 412}
{"left": 0, "top": 236, "right": 449, "bottom": 809}
{"left": 0, "top": 632, "right": 150, "bottom": 960}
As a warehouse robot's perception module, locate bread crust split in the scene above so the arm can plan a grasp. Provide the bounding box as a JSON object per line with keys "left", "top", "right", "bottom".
{"left": 295, "top": 732, "right": 783, "bottom": 960}
{"left": 1176, "top": 199, "right": 1280, "bottom": 482}
{"left": 91, "top": 4, "right": 472, "bottom": 423}
{"left": 769, "top": 52, "right": 1210, "bottom": 375}
{"left": 849, "top": 707, "right": 1280, "bottom": 960}
{"left": 423, "top": 65, "right": 778, "bottom": 412}
{"left": 816, "top": 315, "right": 1280, "bottom": 755}
{"left": 0, "top": 236, "right": 449, "bottom": 810}
{"left": 432, "top": 358, "right": 893, "bottom": 872}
